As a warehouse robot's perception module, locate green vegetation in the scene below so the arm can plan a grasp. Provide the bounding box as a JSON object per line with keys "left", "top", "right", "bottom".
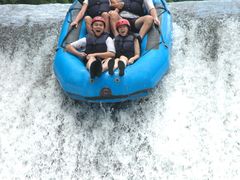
{"left": 0, "top": 0, "right": 197, "bottom": 4}
{"left": 0, "top": 0, "right": 72, "bottom": 4}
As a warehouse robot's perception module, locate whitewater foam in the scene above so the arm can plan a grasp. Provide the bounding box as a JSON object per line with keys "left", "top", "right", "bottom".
{"left": 0, "top": 1, "right": 240, "bottom": 179}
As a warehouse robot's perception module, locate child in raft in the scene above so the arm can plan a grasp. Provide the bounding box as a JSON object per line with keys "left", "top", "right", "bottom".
{"left": 108, "top": 19, "right": 140, "bottom": 76}
{"left": 66, "top": 16, "right": 115, "bottom": 79}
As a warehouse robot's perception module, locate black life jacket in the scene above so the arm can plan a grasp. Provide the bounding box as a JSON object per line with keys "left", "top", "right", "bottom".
{"left": 85, "top": 32, "right": 109, "bottom": 54}
{"left": 84, "top": 0, "right": 110, "bottom": 18}
{"left": 78, "top": 0, "right": 84, "bottom": 4}
{"left": 115, "top": 34, "right": 135, "bottom": 59}
{"left": 122, "top": 0, "right": 144, "bottom": 16}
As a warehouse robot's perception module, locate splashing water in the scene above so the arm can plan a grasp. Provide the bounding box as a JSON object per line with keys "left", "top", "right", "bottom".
{"left": 0, "top": 1, "right": 240, "bottom": 179}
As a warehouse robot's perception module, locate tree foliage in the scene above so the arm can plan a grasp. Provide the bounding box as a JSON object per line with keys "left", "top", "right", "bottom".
{"left": 0, "top": 0, "right": 197, "bottom": 4}
{"left": 0, "top": 0, "right": 72, "bottom": 4}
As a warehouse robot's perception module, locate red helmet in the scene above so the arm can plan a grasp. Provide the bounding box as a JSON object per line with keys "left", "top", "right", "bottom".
{"left": 91, "top": 16, "right": 105, "bottom": 26}
{"left": 116, "top": 19, "right": 130, "bottom": 30}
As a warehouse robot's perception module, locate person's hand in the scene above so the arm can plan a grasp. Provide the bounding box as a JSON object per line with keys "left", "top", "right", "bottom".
{"left": 86, "top": 53, "right": 96, "bottom": 60}
{"left": 108, "top": 10, "right": 115, "bottom": 15}
{"left": 109, "top": 10, "right": 118, "bottom": 16}
{"left": 79, "top": 52, "right": 87, "bottom": 58}
{"left": 114, "top": 8, "right": 120, "bottom": 13}
{"left": 154, "top": 17, "right": 160, "bottom": 26}
{"left": 70, "top": 21, "right": 78, "bottom": 28}
{"left": 111, "top": 2, "right": 124, "bottom": 10}
{"left": 128, "top": 59, "right": 134, "bottom": 65}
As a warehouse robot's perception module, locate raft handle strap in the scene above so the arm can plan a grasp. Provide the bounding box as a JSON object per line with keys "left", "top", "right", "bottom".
{"left": 59, "top": 26, "right": 75, "bottom": 50}
{"left": 156, "top": 24, "right": 168, "bottom": 49}
{"left": 160, "top": 0, "right": 171, "bottom": 14}
{"left": 67, "top": 7, "right": 82, "bottom": 23}
{"left": 156, "top": 7, "right": 168, "bottom": 17}
{"left": 141, "top": 25, "right": 168, "bottom": 58}
{"left": 56, "top": 6, "right": 82, "bottom": 51}
{"left": 141, "top": 42, "right": 162, "bottom": 57}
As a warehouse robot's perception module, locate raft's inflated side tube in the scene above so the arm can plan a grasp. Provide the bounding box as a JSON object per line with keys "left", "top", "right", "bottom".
{"left": 53, "top": 0, "right": 172, "bottom": 103}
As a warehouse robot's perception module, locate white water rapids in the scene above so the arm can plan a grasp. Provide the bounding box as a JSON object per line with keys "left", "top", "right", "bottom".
{"left": 0, "top": 1, "right": 240, "bottom": 179}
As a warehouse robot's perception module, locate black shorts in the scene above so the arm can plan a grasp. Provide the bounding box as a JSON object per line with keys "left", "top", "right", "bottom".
{"left": 125, "top": 18, "right": 139, "bottom": 33}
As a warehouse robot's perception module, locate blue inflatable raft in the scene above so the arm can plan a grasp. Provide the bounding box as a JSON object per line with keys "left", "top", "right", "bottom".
{"left": 53, "top": 0, "right": 172, "bottom": 103}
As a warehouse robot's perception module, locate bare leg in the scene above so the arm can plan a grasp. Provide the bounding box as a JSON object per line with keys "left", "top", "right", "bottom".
{"left": 135, "top": 15, "right": 154, "bottom": 39}
{"left": 86, "top": 57, "right": 96, "bottom": 70}
{"left": 114, "top": 58, "right": 120, "bottom": 69}
{"left": 84, "top": 16, "right": 93, "bottom": 35}
{"left": 102, "top": 58, "right": 112, "bottom": 72}
{"left": 119, "top": 56, "right": 128, "bottom": 65}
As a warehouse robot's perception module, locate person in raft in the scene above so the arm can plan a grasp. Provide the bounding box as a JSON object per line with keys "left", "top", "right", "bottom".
{"left": 70, "top": 0, "right": 111, "bottom": 34}
{"left": 108, "top": 19, "right": 140, "bottom": 76}
{"left": 66, "top": 16, "right": 116, "bottom": 79}
{"left": 109, "top": 0, "right": 160, "bottom": 41}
